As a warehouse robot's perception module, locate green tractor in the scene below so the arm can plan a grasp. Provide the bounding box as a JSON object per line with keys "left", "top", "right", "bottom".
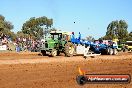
{"left": 41, "top": 31, "right": 75, "bottom": 57}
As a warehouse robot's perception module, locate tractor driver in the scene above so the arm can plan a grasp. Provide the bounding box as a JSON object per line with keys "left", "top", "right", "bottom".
{"left": 47, "top": 34, "right": 53, "bottom": 40}
{"left": 78, "top": 32, "right": 81, "bottom": 40}
{"left": 71, "top": 32, "right": 75, "bottom": 43}
{"left": 58, "top": 34, "right": 62, "bottom": 40}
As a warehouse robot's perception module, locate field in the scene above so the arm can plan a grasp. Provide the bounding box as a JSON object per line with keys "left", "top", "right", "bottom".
{"left": 0, "top": 52, "right": 132, "bottom": 88}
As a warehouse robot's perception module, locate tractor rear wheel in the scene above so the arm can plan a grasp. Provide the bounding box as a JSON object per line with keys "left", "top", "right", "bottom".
{"left": 57, "top": 51, "right": 60, "bottom": 56}
{"left": 64, "top": 42, "right": 74, "bottom": 57}
{"left": 51, "top": 49, "right": 57, "bottom": 57}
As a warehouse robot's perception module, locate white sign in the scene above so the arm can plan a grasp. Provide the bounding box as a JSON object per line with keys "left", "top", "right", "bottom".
{"left": 0, "top": 45, "right": 7, "bottom": 50}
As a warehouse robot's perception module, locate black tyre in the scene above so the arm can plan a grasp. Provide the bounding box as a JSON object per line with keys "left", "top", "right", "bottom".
{"left": 123, "top": 48, "right": 128, "bottom": 52}
{"left": 57, "top": 51, "right": 60, "bottom": 56}
{"left": 41, "top": 50, "right": 46, "bottom": 56}
{"left": 51, "top": 49, "right": 57, "bottom": 57}
{"left": 109, "top": 48, "right": 113, "bottom": 55}
{"left": 64, "top": 42, "right": 74, "bottom": 57}
{"left": 101, "top": 49, "right": 107, "bottom": 55}
{"left": 106, "top": 48, "right": 110, "bottom": 55}
{"left": 113, "top": 48, "right": 118, "bottom": 55}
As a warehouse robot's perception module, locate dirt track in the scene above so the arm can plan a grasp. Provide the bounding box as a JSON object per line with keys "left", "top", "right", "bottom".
{"left": 0, "top": 52, "right": 132, "bottom": 88}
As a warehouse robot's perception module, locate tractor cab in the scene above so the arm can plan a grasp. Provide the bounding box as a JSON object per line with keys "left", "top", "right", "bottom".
{"left": 49, "top": 32, "right": 62, "bottom": 40}
{"left": 43, "top": 31, "right": 65, "bottom": 50}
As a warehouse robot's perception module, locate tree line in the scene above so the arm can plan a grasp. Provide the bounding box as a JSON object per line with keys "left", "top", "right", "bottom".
{"left": 0, "top": 14, "right": 132, "bottom": 42}
{"left": 102, "top": 20, "right": 132, "bottom": 42}
{"left": 0, "top": 15, "right": 16, "bottom": 40}
{"left": 0, "top": 15, "right": 53, "bottom": 40}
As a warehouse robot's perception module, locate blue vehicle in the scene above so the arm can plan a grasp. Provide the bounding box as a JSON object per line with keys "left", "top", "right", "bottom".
{"left": 89, "top": 40, "right": 118, "bottom": 55}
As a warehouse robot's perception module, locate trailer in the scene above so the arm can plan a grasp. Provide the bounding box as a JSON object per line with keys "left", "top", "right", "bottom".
{"left": 74, "top": 44, "right": 100, "bottom": 58}
{"left": 88, "top": 40, "right": 118, "bottom": 55}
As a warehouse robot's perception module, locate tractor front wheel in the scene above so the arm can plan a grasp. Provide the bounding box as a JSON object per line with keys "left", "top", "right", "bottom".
{"left": 41, "top": 50, "right": 46, "bottom": 56}
{"left": 51, "top": 49, "right": 57, "bottom": 57}
{"left": 64, "top": 42, "right": 74, "bottom": 57}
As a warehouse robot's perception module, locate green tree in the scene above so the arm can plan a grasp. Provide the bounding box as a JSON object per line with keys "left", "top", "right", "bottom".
{"left": 129, "top": 31, "right": 132, "bottom": 37}
{"left": 105, "top": 20, "right": 128, "bottom": 42}
{"left": 0, "top": 14, "right": 15, "bottom": 40}
{"left": 0, "top": 15, "right": 14, "bottom": 32}
{"left": 16, "top": 31, "right": 28, "bottom": 38}
{"left": 126, "top": 31, "right": 132, "bottom": 41}
{"left": 22, "top": 16, "right": 53, "bottom": 39}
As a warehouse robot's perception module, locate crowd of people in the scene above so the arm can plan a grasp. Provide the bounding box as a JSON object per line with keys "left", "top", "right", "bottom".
{"left": 0, "top": 34, "right": 11, "bottom": 50}
{"left": 15, "top": 37, "right": 42, "bottom": 52}
{"left": 0, "top": 33, "right": 42, "bottom": 52}
{"left": 0, "top": 34, "right": 10, "bottom": 45}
